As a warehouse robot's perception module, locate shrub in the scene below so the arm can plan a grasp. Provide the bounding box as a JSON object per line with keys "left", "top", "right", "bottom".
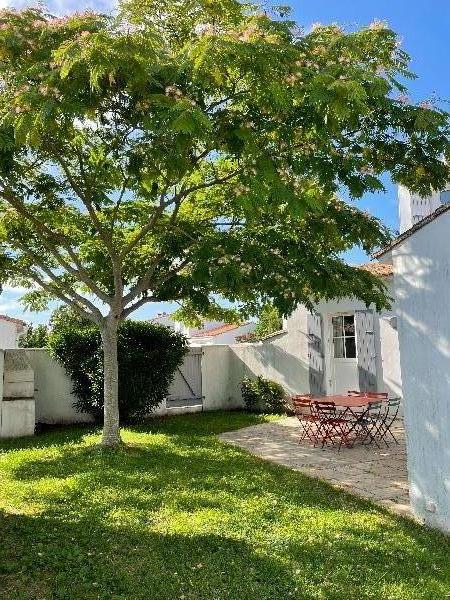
{"left": 19, "top": 324, "right": 49, "bottom": 348}
{"left": 49, "top": 319, "right": 188, "bottom": 423}
{"left": 241, "top": 376, "right": 285, "bottom": 414}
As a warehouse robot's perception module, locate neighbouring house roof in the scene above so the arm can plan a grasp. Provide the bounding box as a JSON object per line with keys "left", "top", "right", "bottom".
{"left": 358, "top": 262, "right": 394, "bottom": 278}
{"left": 191, "top": 323, "right": 248, "bottom": 338}
{"left": 0, "top": 314, "right": 26, "bottom": 328}
{"left": 374, "top": 203, "right": 450, "bottom": 258}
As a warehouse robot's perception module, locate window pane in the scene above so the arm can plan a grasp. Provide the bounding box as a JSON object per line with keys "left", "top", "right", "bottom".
{"left": 334, "top": 337, "right": 345, "bottom": 358}
{"left": 343, "top": 315, "right": 355, "bottom": 336}
{"left": 345, "top": 336, "right": 356, "bottom": 359}
{"left": 332, "top": 316, "right": 343, "bottom": 338}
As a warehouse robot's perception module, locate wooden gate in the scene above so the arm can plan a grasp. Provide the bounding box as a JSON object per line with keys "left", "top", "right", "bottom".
{"left": 166, "top": 347, "right": 203, "bottom": 408}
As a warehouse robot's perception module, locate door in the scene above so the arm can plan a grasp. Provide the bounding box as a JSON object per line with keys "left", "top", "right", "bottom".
{"left": 330, "top": 314, "right": 359, "bottom": 394}
{"left": 166, "top": 348, "right": 203, "bottom": 408}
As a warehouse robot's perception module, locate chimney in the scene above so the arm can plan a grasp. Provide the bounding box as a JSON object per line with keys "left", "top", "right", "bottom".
{"left": 398, "top": 185, "right": 443, "bottom": 233}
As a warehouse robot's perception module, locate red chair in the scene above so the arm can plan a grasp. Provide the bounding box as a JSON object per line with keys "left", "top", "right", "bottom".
{"left": 314, "top": 401, "right": 354, "bottom": 449}
{"left": 292, "top": 396, "right": 319, "bottom": 445}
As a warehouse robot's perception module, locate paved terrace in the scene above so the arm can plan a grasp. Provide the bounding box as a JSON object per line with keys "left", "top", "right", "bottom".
{"left": 219, "top": 417, "right": 410, "bottom": 517}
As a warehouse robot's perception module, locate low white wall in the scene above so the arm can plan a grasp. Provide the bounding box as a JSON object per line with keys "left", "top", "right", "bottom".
{"left": 25, "top": 349, "right": 93, "bottom": 425}
{"left": 0, "top": 350, "right": 36, "bottom": 438}
{"left": 228, "top": 329, "right": 310, "bottom": 403}
{"left": 1, "top": 399, "right": 35, "bottom": 437}
{"left": 202, "top": 345, "right": 241, "bottom": 410}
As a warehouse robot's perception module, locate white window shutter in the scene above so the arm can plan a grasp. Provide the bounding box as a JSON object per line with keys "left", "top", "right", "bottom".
{"left": 307, "top": 312, "right": 325, "bottom": 395}
{"left": 355, "top": 310, "right": 377, "bottom": 391}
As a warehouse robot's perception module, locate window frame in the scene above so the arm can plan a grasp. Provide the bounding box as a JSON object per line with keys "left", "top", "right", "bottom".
{"left": 331, "top": 314, "right": 357, "bottom": 360}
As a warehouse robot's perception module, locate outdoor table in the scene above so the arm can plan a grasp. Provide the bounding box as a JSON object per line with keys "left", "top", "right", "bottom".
{"left": 310, "top": 394, "right": 373, "bottom": 412}
{"left": 308, "top": 394, "right": 378, "bottom": 448}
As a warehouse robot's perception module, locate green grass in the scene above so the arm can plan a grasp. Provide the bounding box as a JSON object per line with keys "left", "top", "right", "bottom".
{"left": 0, "top": 412, "right": 449, "bottom": 600}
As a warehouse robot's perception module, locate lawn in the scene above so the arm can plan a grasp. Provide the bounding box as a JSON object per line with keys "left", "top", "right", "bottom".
{"left": 0, "top": 412, "right": 449, "bottom": 600}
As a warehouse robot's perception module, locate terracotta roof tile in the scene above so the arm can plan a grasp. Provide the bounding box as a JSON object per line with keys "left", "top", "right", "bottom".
{"left": 0, "top": 314, "right": 26, "bottom": 327}
{"left": 191, "top": 323, "right": 245, "bottom": 338}
{"left": 358, "top": 262, "right": 393, "bottom": 277}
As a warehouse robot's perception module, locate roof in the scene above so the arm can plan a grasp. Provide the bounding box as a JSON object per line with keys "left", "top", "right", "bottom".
{"left": 374, "top": 203, "right": 450, "bottom": 258}
{"left": 358, "top": 262, "right": 394, "bottom": 278}
{"left": 191, "top": 323, "right": 248, "bottom": 338}
{"left": 0, "top": 314, "right": 26, "bottom": 327}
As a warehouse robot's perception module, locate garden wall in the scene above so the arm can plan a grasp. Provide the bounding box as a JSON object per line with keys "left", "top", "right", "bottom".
{"left": 1, "top": 341, "right": 308, "bottom": 434}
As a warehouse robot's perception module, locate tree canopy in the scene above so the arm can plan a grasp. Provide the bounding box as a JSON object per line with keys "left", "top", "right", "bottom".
{"left": 0, "top": 1, "right": 448, "bottom": 444}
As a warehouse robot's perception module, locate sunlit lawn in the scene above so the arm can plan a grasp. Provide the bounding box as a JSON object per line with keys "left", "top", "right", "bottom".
{"left": 0, "top": 411, "right": 449, "bottom": 600}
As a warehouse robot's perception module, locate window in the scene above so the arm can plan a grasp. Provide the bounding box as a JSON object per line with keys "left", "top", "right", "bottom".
{"left": 332, "top": 315, "right": 357, "bottom": 359}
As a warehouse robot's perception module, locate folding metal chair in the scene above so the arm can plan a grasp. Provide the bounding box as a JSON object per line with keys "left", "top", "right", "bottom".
{"left": 292, "top": 396, "right": 319, "bottom": 445}
{"left": 376, "top": 397, "right": 401, "bottom": 446}
{"left": 314, "top": 401, "right": 354, "bottom": 449}
{"left": 357, "top": 400, "right": 384, "bottom": 448}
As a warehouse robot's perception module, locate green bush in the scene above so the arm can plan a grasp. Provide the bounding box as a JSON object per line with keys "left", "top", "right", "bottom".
{"left": 49, "top": 319, "right": 188, "bottom": 423}
{"left": 18, "top": 324, "right": 49, "bottom": 348}
{"left": 241, "top": 376, "right": 285, "bottom": 414}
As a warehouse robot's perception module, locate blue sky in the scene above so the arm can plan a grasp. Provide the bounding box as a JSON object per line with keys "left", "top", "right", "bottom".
{"left": 3, "top": 0, "right": 450, "bottom": 323}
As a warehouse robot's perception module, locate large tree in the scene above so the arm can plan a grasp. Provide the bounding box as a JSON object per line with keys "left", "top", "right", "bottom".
{"left": 0, "top": 3, "right": 448, "bottom": 446}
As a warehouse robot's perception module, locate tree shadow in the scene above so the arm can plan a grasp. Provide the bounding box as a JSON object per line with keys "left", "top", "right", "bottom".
{"left": 0, "top": 510, "right": 297, "bottom": 600}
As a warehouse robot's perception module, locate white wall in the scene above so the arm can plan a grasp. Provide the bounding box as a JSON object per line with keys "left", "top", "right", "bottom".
{"left": 392, "top": 210, "right": 450, "bottom": 533}
{"left": 0, "top": 320, "right": 21, "bottom": 349}
{"left": 202, "top": 345, "right": 241, "bottom": 410}
{"left": 25, "top": 349, "right": 93, "bottom": 425}
{"left": 398, "top": 185, "right": 442, "bottom": 234}
{"left": 229, "top": 308, "right": 310, "bottom": 399}
{"left": 0, "top": 350, "right": 36, "bottom": 438}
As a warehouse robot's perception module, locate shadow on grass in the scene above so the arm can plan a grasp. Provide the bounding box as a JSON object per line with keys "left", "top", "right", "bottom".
{"left": 0, "top": 510, "right": 298, "bottom": 600}
{"left": 1, "top": 412, "right": 449, "bottom": 599}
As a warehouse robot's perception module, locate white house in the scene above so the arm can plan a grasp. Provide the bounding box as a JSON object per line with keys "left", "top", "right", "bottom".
{"left": 282, "top": 262, "right": 402, "bottom": 399}
{"left": 260, "top": 184, "right": 450, "bottom": 404}
{"left": 374, "top": 185, "right": 450, "bottom": 533}
{"left": 0, "top": 315, "right": 26, "bottom": 349}
{"left": 150, "top": 312, "right": 256, "bottom": 346}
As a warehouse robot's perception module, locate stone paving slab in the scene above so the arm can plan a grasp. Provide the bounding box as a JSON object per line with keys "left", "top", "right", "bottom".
{"left": 219, "top": 417, "right": 411, "bottom": 517}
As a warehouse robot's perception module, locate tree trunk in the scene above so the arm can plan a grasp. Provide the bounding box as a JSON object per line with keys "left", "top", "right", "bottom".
{"left": 101, "top": 317, "right": 121, "bottom": 447}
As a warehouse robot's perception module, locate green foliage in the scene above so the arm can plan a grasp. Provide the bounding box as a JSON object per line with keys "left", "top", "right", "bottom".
{"left": 48, "top": 320, "right": 188, "bottom": 422}
{"left": 0, "top": 2, "right": 448, "bottom": 328}
{"left": 49, "top": 305, "right": 91, "bottom": 335}
{"left": 240, "top": 303, "right": 282, "bottom": 342}
{"left": 1, "top": 412, "right": 449, "bottom": 600}
{"left": 241, "top": 375, "right": 286, "bottom": 413}
{"left": 18, "top": 323, "right": 48, "bottom": 348}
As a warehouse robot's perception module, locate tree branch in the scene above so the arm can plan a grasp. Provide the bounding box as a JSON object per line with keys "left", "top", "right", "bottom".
{"left": 14, "top": 241, "right": 103, "bottom": 320}
{"left": 16, "top": 266, "right": 100, "bottom": 325}
{"left": 0, "top": 190, "right": 112, "bottom": 304}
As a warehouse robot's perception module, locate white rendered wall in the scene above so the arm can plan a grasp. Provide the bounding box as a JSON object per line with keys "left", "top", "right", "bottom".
{"left": 398, "top": 185, "right": 442, "bottom": 233}
{"left": 26, "top": 349, "right": 93, "bottom": 424}
{"left": 0, "top": 350, "right": 36, "bottom": 438}
{"left": 0, "top": 320, "right": 20, "bottom": 349}
{"left": 392, "top": 210, "right": 450, "bottom": 532}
